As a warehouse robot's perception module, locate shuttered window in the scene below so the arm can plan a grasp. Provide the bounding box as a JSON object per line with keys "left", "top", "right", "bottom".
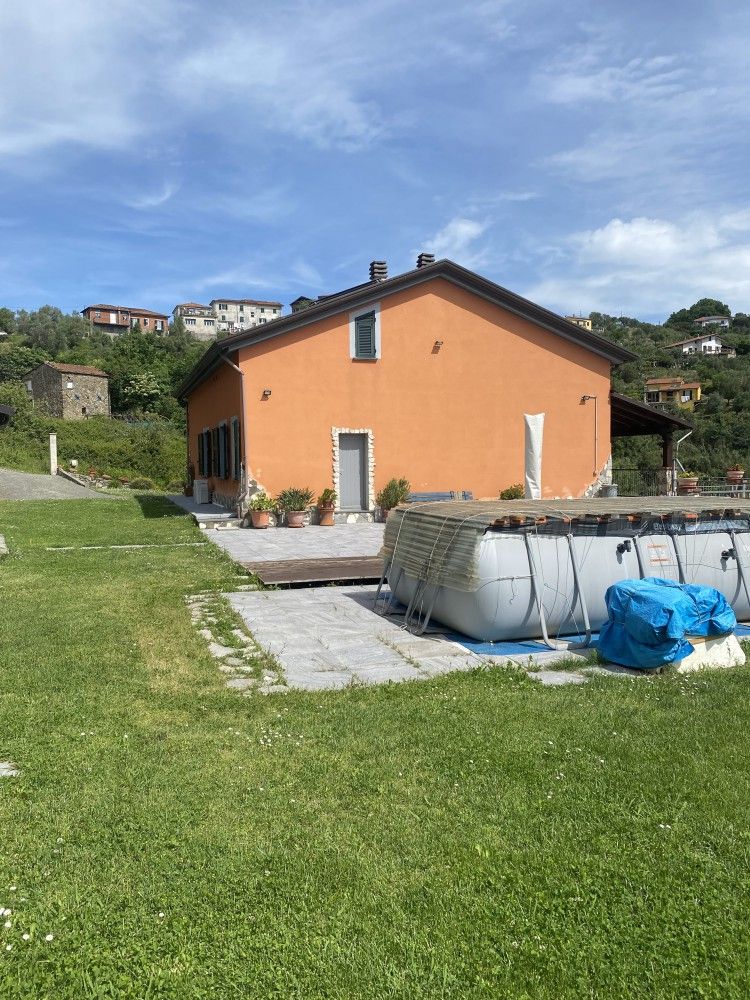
{"left": 354, "top": 312, "right": 376, "bottom": 359}
{"left": 211, "top": 428, "right": 220, "bottom": 477}
{"left": 198, "top": 430, "right": 211, "bottom": 477}
{"left": 216, "top": 422, "right": 230, "bottom": 480}
{"left": 231, "top": 418, "right": 241, "bottom": 481}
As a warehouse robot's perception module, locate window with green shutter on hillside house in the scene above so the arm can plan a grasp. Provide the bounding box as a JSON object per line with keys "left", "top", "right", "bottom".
{"left": 350, "top": 304, "right": 381, "bottom": 360}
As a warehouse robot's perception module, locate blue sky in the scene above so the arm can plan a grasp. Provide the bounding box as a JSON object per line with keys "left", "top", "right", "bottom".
{"left": 1, "top": 0, "right": 749, "bottom": 322}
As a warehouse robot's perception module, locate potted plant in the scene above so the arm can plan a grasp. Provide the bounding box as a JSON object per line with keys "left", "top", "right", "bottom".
{"left": 678, "top": 470, "right": 699, "bottom": 494}
{"left": 247, "top": 492, "right": 275, "bottom": 528}
{"left": 727, "top": 463, "right": 745, "bottom": 484}
{"left": 317, "top": 487, "right": 337, "bottom": 527}
{"left": 276, "top": 487, "right": 314, "bottom": 528}
{"left": 376, "top": 477, "right": 410, "bottom": 519}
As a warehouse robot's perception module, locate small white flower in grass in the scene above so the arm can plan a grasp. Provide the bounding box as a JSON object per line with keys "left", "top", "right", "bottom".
{"left": 5, "top": 944, "right": 11, "bottom": 951}
{"left": 3, "top": 921, "right": 10, "bottom": 929}
{"left": 21, "top": 934, "right": 29, "bottom": 941}
{"left": 158, "top": 913, "right": 165, "bottom": 919}
{"left": 44, "top": 934, "right": 53, "bottom": 941}
{"left": 8, "top": 887, "right": 15, "bottom": 892}
{"left": 56, "top": 837, "right": 63, "bottom": 844}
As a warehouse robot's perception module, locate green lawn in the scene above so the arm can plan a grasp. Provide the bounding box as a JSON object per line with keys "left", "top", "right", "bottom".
{"left": 1, "top": 498, "right": 750, "bottom": 998}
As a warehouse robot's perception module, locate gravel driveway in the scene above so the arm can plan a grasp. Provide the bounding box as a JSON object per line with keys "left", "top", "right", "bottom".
{"left": 0, "top": 468, "right": 112, "bottom": 500}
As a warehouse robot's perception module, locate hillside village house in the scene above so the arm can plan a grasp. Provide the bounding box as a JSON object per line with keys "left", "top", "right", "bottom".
{"left": 177, "top": 256, "right": 687, "bottom": 512}
{"left": 81, "top": 305, "right": 169, "bottom": 337}
{"left": 25, "top": 362, "right": 110, "bottom": 420}
{"left": 173, "top": 298, "right": 284, "bottom": 341}
{"left": 667, "top": 333, "right": 735, "bottom": 358}
{"left": 694, "top": 315, "right": 731, "bottom": 329}
{"left": 644, "top": 376, "right": 701, "bottom": 410}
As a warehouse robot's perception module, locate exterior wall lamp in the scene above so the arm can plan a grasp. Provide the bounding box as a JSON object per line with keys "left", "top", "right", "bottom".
{"left": 433, "top": 340, "right": 443, "bottom": 349}
{"left": 262, "top": 388, "right": 272, "bottom": 399}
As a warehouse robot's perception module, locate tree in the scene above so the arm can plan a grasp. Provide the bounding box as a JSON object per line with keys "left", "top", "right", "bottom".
{"left": 0, "top": 307, "right": 17, "bottom": 336}
{"left": 0, "top": 344, "right": 49, "bottom": 382}
{"left": 666, "top": 298, "right": 732, "bottom": 331}
{"left": 121, "top": 372, "right": 163, "bottom": 410}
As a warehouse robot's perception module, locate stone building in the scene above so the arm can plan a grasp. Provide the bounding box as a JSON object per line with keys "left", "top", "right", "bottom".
{"left": 25, "top": 362, "right": 110, "bottom": 420}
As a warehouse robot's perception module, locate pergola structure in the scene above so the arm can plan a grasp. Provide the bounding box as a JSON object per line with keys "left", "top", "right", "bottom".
{"left": 610, "top": 391, "right": 692, "bottom": 469}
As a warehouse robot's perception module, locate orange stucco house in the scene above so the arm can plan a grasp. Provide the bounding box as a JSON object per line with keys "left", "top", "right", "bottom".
{"left": 177, "top": 257, "right": 636, "bottom": 514}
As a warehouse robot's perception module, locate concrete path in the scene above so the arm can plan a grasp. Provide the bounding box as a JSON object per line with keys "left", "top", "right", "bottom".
{"left": 0, "top": 468, "right": 110, "bottom": 500}
{"left": 210, "top": 522, "right": 385, "bottom": 565}
{"left": 227, "top": 585, "right": 590, "bottom": 691}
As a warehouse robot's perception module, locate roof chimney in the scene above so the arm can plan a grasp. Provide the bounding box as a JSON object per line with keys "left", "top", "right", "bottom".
{"left": 416, "top": 252, "right": 435, "bottom": 269}
{"left": 369, "top": 260, "right": 388, "bottom": 282}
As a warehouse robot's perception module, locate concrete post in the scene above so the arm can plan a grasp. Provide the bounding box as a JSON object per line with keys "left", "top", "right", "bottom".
{"left": 49, "top": 433, "right": 57, "bottom": 476}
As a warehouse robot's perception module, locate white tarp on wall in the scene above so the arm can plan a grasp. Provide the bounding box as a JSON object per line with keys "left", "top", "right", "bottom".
{"left": 524, "top": 413, "right": 544, "bottom": 499}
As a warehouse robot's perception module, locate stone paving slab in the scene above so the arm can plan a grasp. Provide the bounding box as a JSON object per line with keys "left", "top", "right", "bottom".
{"left": 208, "top": 523, "right": 385, "bottom": 565}
{"left": 0, "top": 468, "right": 111, "bottom": 500}
{"left": 227, "top": 585, "right": 592, "bottom": 691}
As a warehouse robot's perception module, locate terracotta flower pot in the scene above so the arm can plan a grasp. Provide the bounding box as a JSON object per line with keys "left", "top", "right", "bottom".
{"left": 250, "top": 510, "right": 270, "bottom": 529}
{"left": 678, "top": 477, "right": 699, "bottom": 494}
{"left": 285, "top": 510, "right": 306, "bottom": 528}
{"left": 318, "top": 503, "right": 335, "bottom": 526}
{"left": 726, "top": 469, "right": 744, "bottom": 484}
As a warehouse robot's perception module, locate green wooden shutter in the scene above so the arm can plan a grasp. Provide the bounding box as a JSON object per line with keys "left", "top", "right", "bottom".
{"left": 231, "top": 418, "right": 241, "bottom": 481}
{"left": 211, "top": 428, "right": 219, "bottom": 476}
{"left": 354, "top": 312, "right": 376, "bottom": 358}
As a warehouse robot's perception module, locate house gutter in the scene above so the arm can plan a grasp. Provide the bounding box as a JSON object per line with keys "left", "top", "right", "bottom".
{"left": 220, "top": 352, "right": 249, "bottom": 512}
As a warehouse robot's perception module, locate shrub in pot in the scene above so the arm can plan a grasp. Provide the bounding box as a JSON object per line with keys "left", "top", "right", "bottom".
{"left": 499, "top": 483, "right": 524, "bottom": 500}
{"left": 677, "top": 471, "right": 699, "bottom": 494}
{"left": 248, "top": 491, "right": 276, "bottom": 528}
{"left": 376, "top": 477, "right": 410, "bottom": 519}
{"left": 276, "top": 487, "right": 314, "bottom": 528}
{"left": 727, "top": 463, "right": 745, "bottom": 484}
{"left": 317, "top": 488, "right": 337, "bottom": 526}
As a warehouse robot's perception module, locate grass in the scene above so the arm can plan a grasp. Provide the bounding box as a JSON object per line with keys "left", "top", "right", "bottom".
{"left": 0, "top": 415, "right": 185, "bottom": 486}
{"left": 1, "top": 497, "right": 750, "bottom": 998}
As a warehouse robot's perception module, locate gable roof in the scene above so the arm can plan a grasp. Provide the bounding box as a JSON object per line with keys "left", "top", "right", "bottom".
{"left": 82, "top": 304, "right": 168, "bottom": 319}
{"left": 666, "top": 334, "right": 726, "bottom": 348}
{"left": 28, "top": 362, "right": 109, "bottom": 378}
{"left": 208, "top": 298, "right": 282, "bottom": 307}
{"left": 177, "top": 259, "right": 636, "bottom": 400}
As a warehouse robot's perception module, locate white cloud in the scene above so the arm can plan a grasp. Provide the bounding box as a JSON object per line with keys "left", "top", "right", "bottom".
{"left": 0, "top": 1, "right": 524, "bottom": 162}
{"left": 422, "top": 216, "right": 489, "bottom": 266}
{"left": 123, "top": 182, "right": 180, "bottom": 210}
{"left": 0, "top": 0, "right": 171, "bottom": 158}
{"left": 524, "top": 212, "right": 750, "bottom": 317}
{"left": 536, "top": 26, "right": 749, "bottom": 190}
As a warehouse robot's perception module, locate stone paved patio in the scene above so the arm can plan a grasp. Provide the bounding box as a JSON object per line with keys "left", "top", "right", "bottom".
{"left": 209, "top": 522, "right": 385, "bottom": 565}
{"left": 227, "top": 585, "right": 590, "bottom": 691}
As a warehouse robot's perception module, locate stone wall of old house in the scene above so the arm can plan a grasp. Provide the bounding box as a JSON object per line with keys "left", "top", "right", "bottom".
{"left": 60, "top": 374, "right": 110, "bottom": 420}
{"left": 29, "top": 366, "right": 64, "bottom": 417}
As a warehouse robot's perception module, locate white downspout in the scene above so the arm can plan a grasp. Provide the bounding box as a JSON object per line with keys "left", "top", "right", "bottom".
{"left": 220, "top": 353, "right": 249, "bottom": 512}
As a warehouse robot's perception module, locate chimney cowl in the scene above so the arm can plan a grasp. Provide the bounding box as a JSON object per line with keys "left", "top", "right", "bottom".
{"left": 369, "top": 260, "right": 388, "bottom": 282}
{"left": 416, "top": 252, "right": 435, "bottom": 269}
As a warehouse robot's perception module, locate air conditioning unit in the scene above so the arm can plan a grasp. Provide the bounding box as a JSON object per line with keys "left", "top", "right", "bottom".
{"left": 193, "top": 479, "right": 210, "bottom": 504}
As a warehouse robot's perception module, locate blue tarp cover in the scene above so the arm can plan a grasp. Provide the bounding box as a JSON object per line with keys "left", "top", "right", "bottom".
{"left": 597, "top": 577, "right": 736, "bottom": 669}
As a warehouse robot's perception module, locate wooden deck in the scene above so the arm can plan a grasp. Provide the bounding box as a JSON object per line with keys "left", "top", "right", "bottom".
{"left": 241, "top": 556, "right": 384, "bottom": 586}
